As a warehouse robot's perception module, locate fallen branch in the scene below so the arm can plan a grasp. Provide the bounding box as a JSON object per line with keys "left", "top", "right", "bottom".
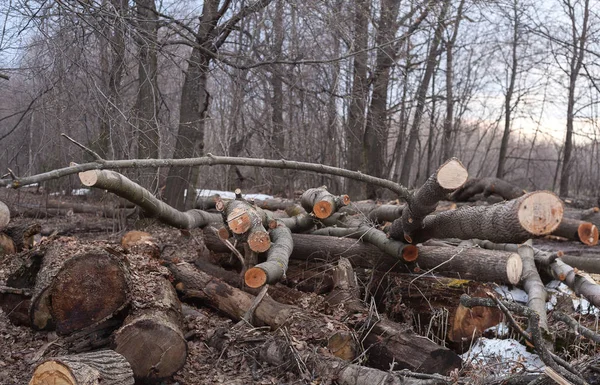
{"left": 451, "top": 177, "right": 525, "bottom": 201}
{"left": 300, "top": 186, "right": 350, "bottom": 219}
{"left": 79, "top": 169, "right": 222, "bottom": 229}
{"left": 245, "top": 223, "right": 293, "bottom": 288}
{"left": 552, "top": 217, "right": 599, "bottom": 245}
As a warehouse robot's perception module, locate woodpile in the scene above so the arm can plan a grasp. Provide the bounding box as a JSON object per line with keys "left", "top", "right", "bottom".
{"left": 1, "top": 157, "right": 600, "bottom": 384}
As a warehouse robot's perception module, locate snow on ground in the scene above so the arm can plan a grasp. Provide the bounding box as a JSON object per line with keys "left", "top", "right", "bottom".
{"left": 190, "top": 189, "right": 274, "bottom": 201}
{"left": 461, "top": 338, "right": 544, "bottom": 377}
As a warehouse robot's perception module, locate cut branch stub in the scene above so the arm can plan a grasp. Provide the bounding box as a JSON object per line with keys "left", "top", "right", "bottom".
{"left": 402, "top": 158, "right": 468, "bottom": 243}
{"left": 301, "top": 186, "right": 350, "bottom": 219}
{"left": 0, "top": 200, "right": 10, "bottom": 231}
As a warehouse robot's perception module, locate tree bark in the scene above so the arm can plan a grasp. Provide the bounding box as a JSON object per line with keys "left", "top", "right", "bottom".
{"left": 552, "top": 217, "right": 598, "bottom": 245}
{"left": 0, "top": 233, "right": 16, "bottom": 256}
{"left": 29, "top": 350, "right": 135, "bottom": 385}
{"left": 222, "top": 198, "right": 273, "bottom": 252}
{"left": 112, "top": 253, "right": 187, "bottom": 381}
{"left": 245, "top": 224, "right": 293, "bottom": 288}
{"left": 401, "top": 158, "right": 468, "bottom": 242}
{"left": 300, "top": 186, "right": 350, "bottom": 219}
{"left": 79, "top": 169, "right": 222, "bottom": 229}
{"left": 451, "top": 177, "right": 525, "bottom": 202}
{"left": 29, "top": 240, "right": 131, "bottom": 334}
{"left": 0, "top": 200, "right": 9, "bottom": 230}
{"left": 3, "top": 222, "right": 40, "bottom": 251}
{"left": 390, "top": 191, "right": 563, "bottom": 243}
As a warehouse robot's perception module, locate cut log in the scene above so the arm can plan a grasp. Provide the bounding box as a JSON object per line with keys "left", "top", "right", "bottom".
{"left": 167, "top": 260, "right": 357, "bottom": 359}
{"left": 29, "top": 350, "right": 134, "bottom": 385}
{"left": 390, "top": 191, "right": 563, "bottom": 244}
{"left": 277, "top": 205, "right": 315, "bottom": 232}
{"left": 401, "top": 158, "right": 468, "bottom": 242}
{"left": 300, "top": 186, "right": 350, "bottom": 219}
{"left": 552, "top": 217, "right": 598, "bottom": 245}
{"left": 451, "top": 177, "right": 525, "bottom": 202}
{"left": 112, "top": 251, "right": 186, "bottom": 382}
{"left": 205, "top": 231, "right": 521, "bottom": 284}
{"left": 245, "top": 224, "right": 293, "bottom": 288}
{"left": 196, "top": 194, "right": 296, "bottom": 211}
{"left": 325, "top": 259, "right": 463, "bottom": 372}
{"left": 0, "top": 200, "right": 9, "bottom": 231}
{"left": 3, "top": 222, "right": 41, "bottom": 251}
{"left": 259, "top": 338, "right": 441, "bottom": 385}
{"left": 79, "top": 169, "right": 222, "bottom": 229}
{"left": 367, "top": 204, "right": 404, "bottom": 223}
{"left": 0, "top": 232, "right": 16, "bottom": 256}
{"left": 29, "top": 240, "right": 131, "bottom": 334}
{"left": 223, "top": 199, "right": 273, "bottom": 252}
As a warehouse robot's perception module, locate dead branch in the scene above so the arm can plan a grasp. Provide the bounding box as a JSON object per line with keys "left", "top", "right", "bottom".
{"left": 245, "top": 223, "right": 293, "bottom": 288}
{"left": 451, "top": 177, "right": 525, "bottom": 201}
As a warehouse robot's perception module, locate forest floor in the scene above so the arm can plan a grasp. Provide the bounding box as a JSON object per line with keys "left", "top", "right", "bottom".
{"left": 1, "top": 191, "right": 600, "bottom": 384}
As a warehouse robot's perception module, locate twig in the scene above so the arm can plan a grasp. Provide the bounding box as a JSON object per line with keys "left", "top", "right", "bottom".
{"left": 0, "top": 285, "right": 32, "bottom": 296}
{"left": 61, "top": 133, "right": 106, "bottom": 162}
{"left": 552, "top": 312, "right": 600, "bottom": 343}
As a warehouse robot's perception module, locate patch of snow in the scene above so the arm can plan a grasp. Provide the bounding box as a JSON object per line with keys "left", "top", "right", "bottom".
{"left": 547, "top": 282, "right": 599, "bottom": 315}
{"left": 461, "top": 338, "right": 544, "bottom": 377}
{"left": 187, "top": 189, "right": 274, "bottom": 201}
{"left": 484, "top": 322, "right": 510, "bottom": 338}
{"left": 495, "top": 286, "right": 528, "bottom": 303}
{"left": 72, "top": 188, "right": 91, "bottom": 196}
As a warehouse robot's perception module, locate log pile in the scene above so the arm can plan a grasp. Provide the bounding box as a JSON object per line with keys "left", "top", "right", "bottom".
{"left": 1, "top": 158, "right": 600, "bottom": 385}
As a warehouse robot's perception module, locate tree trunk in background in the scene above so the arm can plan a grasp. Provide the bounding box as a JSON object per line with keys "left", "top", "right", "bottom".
{"left": 560, "top": 0, "right": 589, "bottom": 197}
{"left": 270, "top": 0, "right": 286, "bottom": 195}
{"left": 363, "top": 0, "right": 401, "bottom": 199}
{"left": 345, "top": 0, "right": 369, "bottom": 200}
{"left": 134, "top": 0, "right": 160, "bottom": 192}
{"left": 164, "top": 1, "right": 218, "bottom": 210}
{"left": 442, "top": 0, "right": 465, "bottom": 160}
{"left": 496, "top": 0, "right": 519, "bottom": 179}
{"left": 400, "top": 0, "right": 450, "bottom": 187}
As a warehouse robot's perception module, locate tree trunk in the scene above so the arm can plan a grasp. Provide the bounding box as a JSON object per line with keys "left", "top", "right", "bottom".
{"left": 400, "top": 0, "right": 450, "bottom": 187}
{"left": 390, "top": 191, "right": 563, "bottom": 243}
{"left": 29, "top": 350, "right": 134, "bottom": 385}
{"left": 345, "top": 0, "right": 370, "bottom": 200}
{"left": 29, "top": 240, "right": 131, "bottom": 334}
{"left": 451, "top": 177, "right": 525, "bottom": 202}
{"left": 112, "top": 253, "right": 187, "bottom": 381}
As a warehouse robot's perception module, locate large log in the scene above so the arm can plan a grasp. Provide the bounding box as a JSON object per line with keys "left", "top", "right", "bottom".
{"left": 390, "top": 191, "right": 563, "bottom": 244}
{"left": 79, "top": 169, "right": 222, "bottom": 229}
{"left": 552, "top": 217, "right": 598, "bottom": 245}
{"left": 401, "top": 158, "right": 468, "bottom": 243}
{"left": 29, "top": 350, "right": 134, "bottom": 385}
{"left": 29, "top": 239, "right": 131, "bottom": 334}
{"left": 112, "top": 251, "right": 187, "bottom": 382}
{"left": 205, "top": 231, "right": 522, "bottom": 284}
{"left": 451, "top": 177, "right": 525, "bottom": 202}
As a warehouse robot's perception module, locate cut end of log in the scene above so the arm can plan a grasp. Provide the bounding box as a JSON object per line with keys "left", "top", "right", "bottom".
{"left": 437, "top": 158, "right": 469, "bottom": 190}
{"left": 0, "top": 200, "right": 10, "bottom": 231}
{"left": 517, "top": 191, "right": 563, "bottom": 235}
{"left": 267, "top": 219, "right": 278, "bottom": 230}
{"left": 244, "top": 267, "right": 267, "bottom": 288}
{"left": 0, "top": 233, "right": 16, "bottom": 256}
{"left": 121, "top": 231, "right": 154, "bottom": 250}
{"left": 50, "top": 252, "right": 130, "bottom": 334}
{"left": 313, "top": 201, "right": 333, "bottom": 219}
{"left": 341, "top": 195, "right": 351, "bottom": 206}
{"left": 29, "top": 361, "right": 77, "bottom": 385}
{"left": 578, "top": 222, "right": 599, "bottom": 246}
{"left": 217, "top": 227, "right": 230, "bottom": 240}
{"left": 78, "top": 170, "right": 99, "bottom": 186}
{"left": 227, "top": 207, "right": 252, "bottom": 234}
{"left": 401, "top": 244, "right": 418, "bottom": 262}
{"left": 247, "top": 230, "right": 271, "bottom": 253}
{"left": 506, "top": 253, "right": 523, "bottom": 285}
{"left": 215, "top": 200, "right": 225, "bottom": 212}
{"left": 327, "top": 331, "right": 356, "bottom": 360}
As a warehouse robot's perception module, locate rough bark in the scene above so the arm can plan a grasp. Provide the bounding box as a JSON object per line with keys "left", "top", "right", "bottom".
{"left": 3, "top": 222, "right": 41, "bottom": 251}
{"left": 223, "top": 199, "right": 273, "bottom": 252}
{"left": 0, "top": 200, "right": 9, "bottom": 230}
{"left": 401, "top": 158, "right": 468, "bottom": 242}
{"left": 0, "top": 233, "right": 16, "bottom": 256}
{"left": 79, "top": 169, "right": 222, "bottom": 229}
{"left": 300, "top": 186, "right": 350, "bottom": 219}
{"left": 166, "top": 261, "right": 357, "bottom": 359}
{"left": 204, "top": 232, "right": 521, "bottom": 284}
{"left": 451, "top": 177, "right": 525, "bottom": 202}
{"left": 29, "top": 240, "right": 131, "bottom": 334}
{"left": 552, "top": 217, "right": 598, "bottom": 245}
{"left": 245, "top": 224, "right": 293, "bottom": 288}
{"left": 29, "top": 350, "right": 134, "bottom": 385}
{"left": 367, "top": 204, "right": 405, "bottom": 223}
{"left": 558, "top": 254, "right": 600, "bottom": 274}
{"left": 390, "top": 191, "right": 563, "bottom": 244}
{"left": 196, "top": 195, "right": 296, "bottom": 211}
{"left": 112, "top": 254, "right": 186, "bottom": 382}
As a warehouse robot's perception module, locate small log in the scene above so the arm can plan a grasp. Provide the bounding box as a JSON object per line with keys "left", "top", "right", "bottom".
{"left": 367, "top": 204, "right": 404, "bottom": 223}
{"left": 245, "top": 224, "right": 293, "bottom": 288}
{"left": 301, "top": 186, "right": 350, "bottom": 219}
{"left": 3, "top": 222, "right": 41, "bottom": 251}
{"left": 559, "top": 254, "right": 600, "bottom": 274}
{"left": 401, "top": 158, "right": 468, "bottom": 242}
{"left": 552, "top": 217, "right": 598, "bottom": 245}
{"left": 29, "top": 350, "right": 134, "bottom": 385}
{"left": 0, "top": 200, "right": 9, "bottom": 230}
{"left": 0, "top": 233, "right": 16, "bottom": 255}
{"left": 278, "top": 205, "right": 315, "bottom": 232}
{"left": 451, "top": 177, "right": 525, "bottom": 202}
{"left": 79, "top": 169, "right": 222, "bottom": 229}
{"left": 390, "top": 191, "right": 563, "bottom": 244}
{"left": 224, "top": 199, "right": 273, "bottom": 252}
{"left": 30, "top": 240, "right": 131, "bottom": 333}
{"left": 112, "top": 253, "right": 187, "bottom": 382}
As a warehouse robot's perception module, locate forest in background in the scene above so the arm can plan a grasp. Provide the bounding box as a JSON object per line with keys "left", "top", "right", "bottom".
{"left": 1, "top": 0, "right": 599, "bottom": 207}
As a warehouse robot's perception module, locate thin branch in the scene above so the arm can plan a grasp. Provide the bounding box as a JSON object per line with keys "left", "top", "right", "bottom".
{"left": 61, "top": 133, "right": 105, "bottom": 162}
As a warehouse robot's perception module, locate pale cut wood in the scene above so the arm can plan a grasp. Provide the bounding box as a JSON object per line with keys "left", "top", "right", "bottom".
{"left": 0, "top": 233, "right": 16, "bottom": 256}
{"left": 517, "top": 191, "right": 563, "bottom": 235}
{"left": 29, "top": 350, "right": 135, "bottom": 385}
{"left": 300, "top": 186, "right": 349, "bottom": 219}
{"left": 437, "top": 158, "right": 469, "bottom": 189}
{"left": 0, "top": 200, "right": 10, "bottom": 231}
